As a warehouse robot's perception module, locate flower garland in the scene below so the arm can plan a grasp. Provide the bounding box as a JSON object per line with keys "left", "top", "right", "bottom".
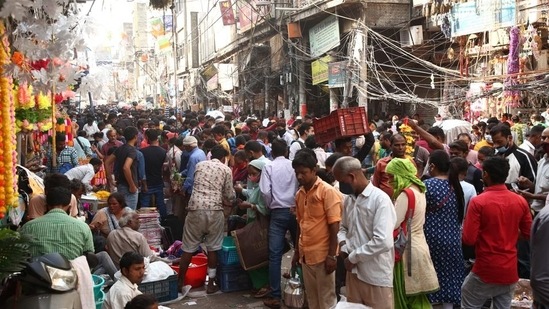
{"left": 399, "top": 122, "right": 415, "bottom": 158}
{"left": 0, "top": 22, "right": 18, "bottom": 219}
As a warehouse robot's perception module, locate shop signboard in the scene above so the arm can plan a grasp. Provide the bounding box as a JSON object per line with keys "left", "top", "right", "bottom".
{"left": 450, "top": 0, "right": 515, "bottom": 37}
{"left": 311, "top": 55, "right": 332, "bottom": 85}
{"left": 328, "top": 61, "right": 346, "bottom": 88}
{"left": 309, "top": 15, "right": 340, "bottom": 58}
{"left": 201, "top": 64, "right": 218, "bottom": 82}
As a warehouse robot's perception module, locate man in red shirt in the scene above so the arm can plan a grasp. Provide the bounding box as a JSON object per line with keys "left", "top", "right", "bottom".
{"left": 461, "top": 156, "right": 532, "bottom": 308}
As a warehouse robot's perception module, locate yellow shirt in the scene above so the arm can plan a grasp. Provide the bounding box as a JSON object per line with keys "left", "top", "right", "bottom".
{"left": 474, "top": 139, "right": 492, "bottom": 151}
{"left": 295, "top": 177, "right": 343, "bottom": 265}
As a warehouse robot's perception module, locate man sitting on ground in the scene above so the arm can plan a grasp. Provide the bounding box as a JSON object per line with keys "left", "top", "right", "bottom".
{"left": 103, "top": 252, "right": 145, "bottom": 309}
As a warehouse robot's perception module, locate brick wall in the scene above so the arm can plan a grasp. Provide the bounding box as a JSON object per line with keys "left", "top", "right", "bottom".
{"left": 365, "top": 3, "right": 410, "bottom": 28}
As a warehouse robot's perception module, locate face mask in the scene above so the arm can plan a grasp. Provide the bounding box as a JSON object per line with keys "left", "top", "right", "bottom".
{"left": 494, "top": 143, "right": 509, "bottom": 155}
{"left": 339, "top": 181, "right": 354, "bottom": 195}
{"left": 485, "top": 135, "right": 493, "bottom": 143}
{"left": 248, "top": 174, "right": 260, "bottom": 183}
{"left": 543, "top": 143, "right": 549, "bottom": 155}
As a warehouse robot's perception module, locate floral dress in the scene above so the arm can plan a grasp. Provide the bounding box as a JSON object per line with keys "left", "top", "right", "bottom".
{"left": 423, "top": 178, "right": 465, "bottom": 304}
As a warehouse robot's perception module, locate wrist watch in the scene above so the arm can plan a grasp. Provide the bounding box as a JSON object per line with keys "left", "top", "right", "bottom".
{"left": 326, "top": 255, "right": 337, "bottom": 261}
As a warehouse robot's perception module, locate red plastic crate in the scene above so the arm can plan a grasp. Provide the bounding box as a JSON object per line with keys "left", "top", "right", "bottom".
{"left": 313, "top": 107, "right": 369, "bottom": 144}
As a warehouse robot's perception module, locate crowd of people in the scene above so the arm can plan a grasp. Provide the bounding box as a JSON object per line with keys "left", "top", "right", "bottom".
{"left": 14, "top": 105, "right": 549, "bottom": 309}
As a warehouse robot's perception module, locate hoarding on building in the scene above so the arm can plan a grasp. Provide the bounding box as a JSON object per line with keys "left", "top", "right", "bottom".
{"left": 311, "top": 55, "right": 332, "bottom": 85}
{"left": 238, "top": 0, "right": 260, "bottom": 33}
{"left": 450, "top": 0, "right": 515, "bottom": 37}
{"left": 328, "top": 61, "right": 346, "bottom": 88}
{"left": 309, "top": 15, "right": 340, "bottom": 57}
{"left": 220, "top": 0, "right": 235, "bottom": 25}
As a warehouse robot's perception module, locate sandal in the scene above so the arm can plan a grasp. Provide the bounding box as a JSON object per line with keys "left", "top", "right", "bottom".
{"left": 254, "top": 287, "right": 272, "bottom": 298}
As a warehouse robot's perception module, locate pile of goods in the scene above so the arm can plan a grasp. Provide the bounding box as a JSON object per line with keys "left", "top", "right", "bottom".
{"left": 92, "top": 190, "right": 110, "bottom": 201}
{"left": 137, "top": 209, "right": 162, "bottom": 249}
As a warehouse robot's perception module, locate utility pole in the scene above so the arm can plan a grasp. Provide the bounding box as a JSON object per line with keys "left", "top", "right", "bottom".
{"left": 358, "top": 15, "right": 368, "bottom": 109}
{"left": 265, "top": 66, "right": 270, "bottom": 118}
{"left": 171, "top": 4, "right": 178, "bottom": 111}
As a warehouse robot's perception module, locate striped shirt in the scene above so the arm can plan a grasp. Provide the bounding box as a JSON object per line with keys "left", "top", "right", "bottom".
{"left": 20, "top": 208, "right": 94, "bottom": 260}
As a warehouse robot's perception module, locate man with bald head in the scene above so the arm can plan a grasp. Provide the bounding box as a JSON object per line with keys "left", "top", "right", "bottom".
{"left": 333, "top": 156, "right": 396, "bottom": 308}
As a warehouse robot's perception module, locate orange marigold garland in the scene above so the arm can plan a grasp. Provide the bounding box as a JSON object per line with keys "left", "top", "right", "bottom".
{"left": 399, "top": 121, "right": 415, "bottom": 158}
{"left": 0, "top": 22, "right": 19, "bottom": 219}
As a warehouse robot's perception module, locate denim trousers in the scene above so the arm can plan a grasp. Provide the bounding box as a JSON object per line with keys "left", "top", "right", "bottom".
{"left": 117, "top": 184, "right": 138, "bottom": 210}
{"left": 268, "top": 208, "right": 297, "bottom": 299}
{"left": 140, "top": 184, "right": 167, "bottom": 218}
{"left": 461, "top": 272, "right": 516, "bottom": 309}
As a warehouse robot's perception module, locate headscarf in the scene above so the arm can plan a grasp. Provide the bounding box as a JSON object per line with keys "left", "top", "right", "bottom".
{"left": 246, "top": 159, "right": 269, "bottom": 221}
{"left": 386, "top": 158, "right": 426, "bottom": 200}
{"left": 249, "top": 159, "right": 267, "bottom": 171}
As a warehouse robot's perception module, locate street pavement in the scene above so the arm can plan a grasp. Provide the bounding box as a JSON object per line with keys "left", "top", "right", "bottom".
{"left": 164, "top": 252, "right": 294, "bottom": 309}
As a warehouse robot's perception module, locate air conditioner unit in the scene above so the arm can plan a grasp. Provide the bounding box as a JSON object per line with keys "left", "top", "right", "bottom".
{"left": 489, "top": 29, "right": 510, "bottom": 47}
{"left": 400, "top": 25, "right": 424, "bottom": 47}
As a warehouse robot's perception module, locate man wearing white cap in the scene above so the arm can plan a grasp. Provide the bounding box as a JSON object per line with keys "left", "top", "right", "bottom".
{"left": 180, "top": 136, "right": 206, "bottom": 220}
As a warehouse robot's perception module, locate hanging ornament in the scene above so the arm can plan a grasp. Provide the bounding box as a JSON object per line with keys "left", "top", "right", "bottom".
{"left": 0, "top": 21, "right": 19, "bottom": 219}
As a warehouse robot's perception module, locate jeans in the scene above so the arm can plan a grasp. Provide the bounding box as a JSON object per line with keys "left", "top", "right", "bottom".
{"left": 461, "top": 272, "right": 516, "bottom": 309}
{"left": 140, "top": 184, "right": 166, "bottom": 218}
{"left": 93, "top": 251, "right": 117, "bottom": 280}
{"left": 117, "top": 184, "right": 138, "bottom": 210}
{"left": 268, "top": 208, "right": 297, "bottom": 299}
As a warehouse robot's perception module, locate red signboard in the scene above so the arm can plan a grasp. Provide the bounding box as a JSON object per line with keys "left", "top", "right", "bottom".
{"left": 219, "top": 0, "right": 235, "bottom": 26}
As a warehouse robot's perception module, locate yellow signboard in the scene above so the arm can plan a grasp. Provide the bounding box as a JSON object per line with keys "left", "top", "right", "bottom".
{"left": 311, "top": 55, "right": 332, "bottom": 85}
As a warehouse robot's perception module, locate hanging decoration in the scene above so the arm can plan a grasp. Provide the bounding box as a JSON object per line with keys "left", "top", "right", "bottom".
{"left": 0, "top": 22, "right": 18, "bottom": 219}
{"left": 399, "top": 121, "right": 415, "bottom": 158}
{"left": 504, "top": 26, "right": 522, "bottom": 108}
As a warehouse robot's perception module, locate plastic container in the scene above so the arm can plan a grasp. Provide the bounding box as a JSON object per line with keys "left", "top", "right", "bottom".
{"left": 313, "top": 107, "right": 369, "bottom": 144}
{"left": 219, "top": 236, "right": 240, "bottom": 266}
{"left": 138, "top": 274, "right": 179, "bottom": 303}
{"left": 218, "top": 264, "right": 252, "bottom": 293}
{"left": 92, "top": 274, "right": 105, "bottom": 301}
{"left": 95, "top": 290, "right": 105, "bottom": 309}
{"left": 170, "top": 254, "right": 208, "bottom": 288}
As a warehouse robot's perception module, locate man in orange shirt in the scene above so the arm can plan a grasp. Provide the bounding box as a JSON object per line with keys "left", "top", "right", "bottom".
{"left": 291, "top": 149, "right": 342, "bottom": 309}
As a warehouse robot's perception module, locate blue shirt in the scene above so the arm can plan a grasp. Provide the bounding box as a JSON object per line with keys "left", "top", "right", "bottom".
{"left": 182, "top": 147, "right": 206, "bottom": 194}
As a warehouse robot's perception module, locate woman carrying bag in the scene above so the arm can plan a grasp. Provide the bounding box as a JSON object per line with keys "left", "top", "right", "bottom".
{"left": 386, "top": 158, "right": 439, "bottom": 309}
{"left": 235, "top": 158, "right": 271, "bottom": 298}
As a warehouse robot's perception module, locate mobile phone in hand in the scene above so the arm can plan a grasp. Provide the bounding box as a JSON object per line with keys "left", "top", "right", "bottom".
{"left": 511, "top": 183, "right": 519, "bottom": 192}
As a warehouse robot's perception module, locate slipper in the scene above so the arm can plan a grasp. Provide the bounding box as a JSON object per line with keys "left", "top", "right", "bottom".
{"left": 254, "top": 287, "right": 272, "bottom": 298}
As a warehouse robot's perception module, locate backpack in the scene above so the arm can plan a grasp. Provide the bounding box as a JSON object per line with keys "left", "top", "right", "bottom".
{"left": 58, "top": 162, "right": 74, "bottom": 174}
{"left": 291, "top": 140, "right": 305, "bottom": 149}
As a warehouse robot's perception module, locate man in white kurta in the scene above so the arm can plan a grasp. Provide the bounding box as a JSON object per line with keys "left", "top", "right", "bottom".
{"left": 333, "top": 157, "right": 397, "bottom": 309}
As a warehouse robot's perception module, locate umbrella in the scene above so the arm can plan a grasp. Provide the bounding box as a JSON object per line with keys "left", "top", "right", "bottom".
{"left": 434, "top": 119, "right": 472, "bottom": 143}
{"left": 206, "top": 110, "right": 225, "bottom": 120}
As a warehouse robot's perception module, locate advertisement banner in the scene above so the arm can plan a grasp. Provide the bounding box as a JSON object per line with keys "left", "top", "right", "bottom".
{"left": 311, "top": 55, "right": 332, "bottom": 85}
{"left": 220, "top": 0, "right": 235, "bottom": 25}
{"left": 309, "top": 15, "right": 340, "bottom": 57}
{"left": 238, "top": 0, "right": 260, "bottom": 33}
{"left": 328, "top": 61, "right": 346, "bottom": 88}
{"left": 150, "top": 17, "right": 164, "bottom": 38}
{"left": 164, "top": 15, "right": 173, "bottom": 33}
{"left": 157, "top": 35, "right": 171, "bottom": 51}
{"left": 451, "top": 0, "right": 515, "bottom": 37}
